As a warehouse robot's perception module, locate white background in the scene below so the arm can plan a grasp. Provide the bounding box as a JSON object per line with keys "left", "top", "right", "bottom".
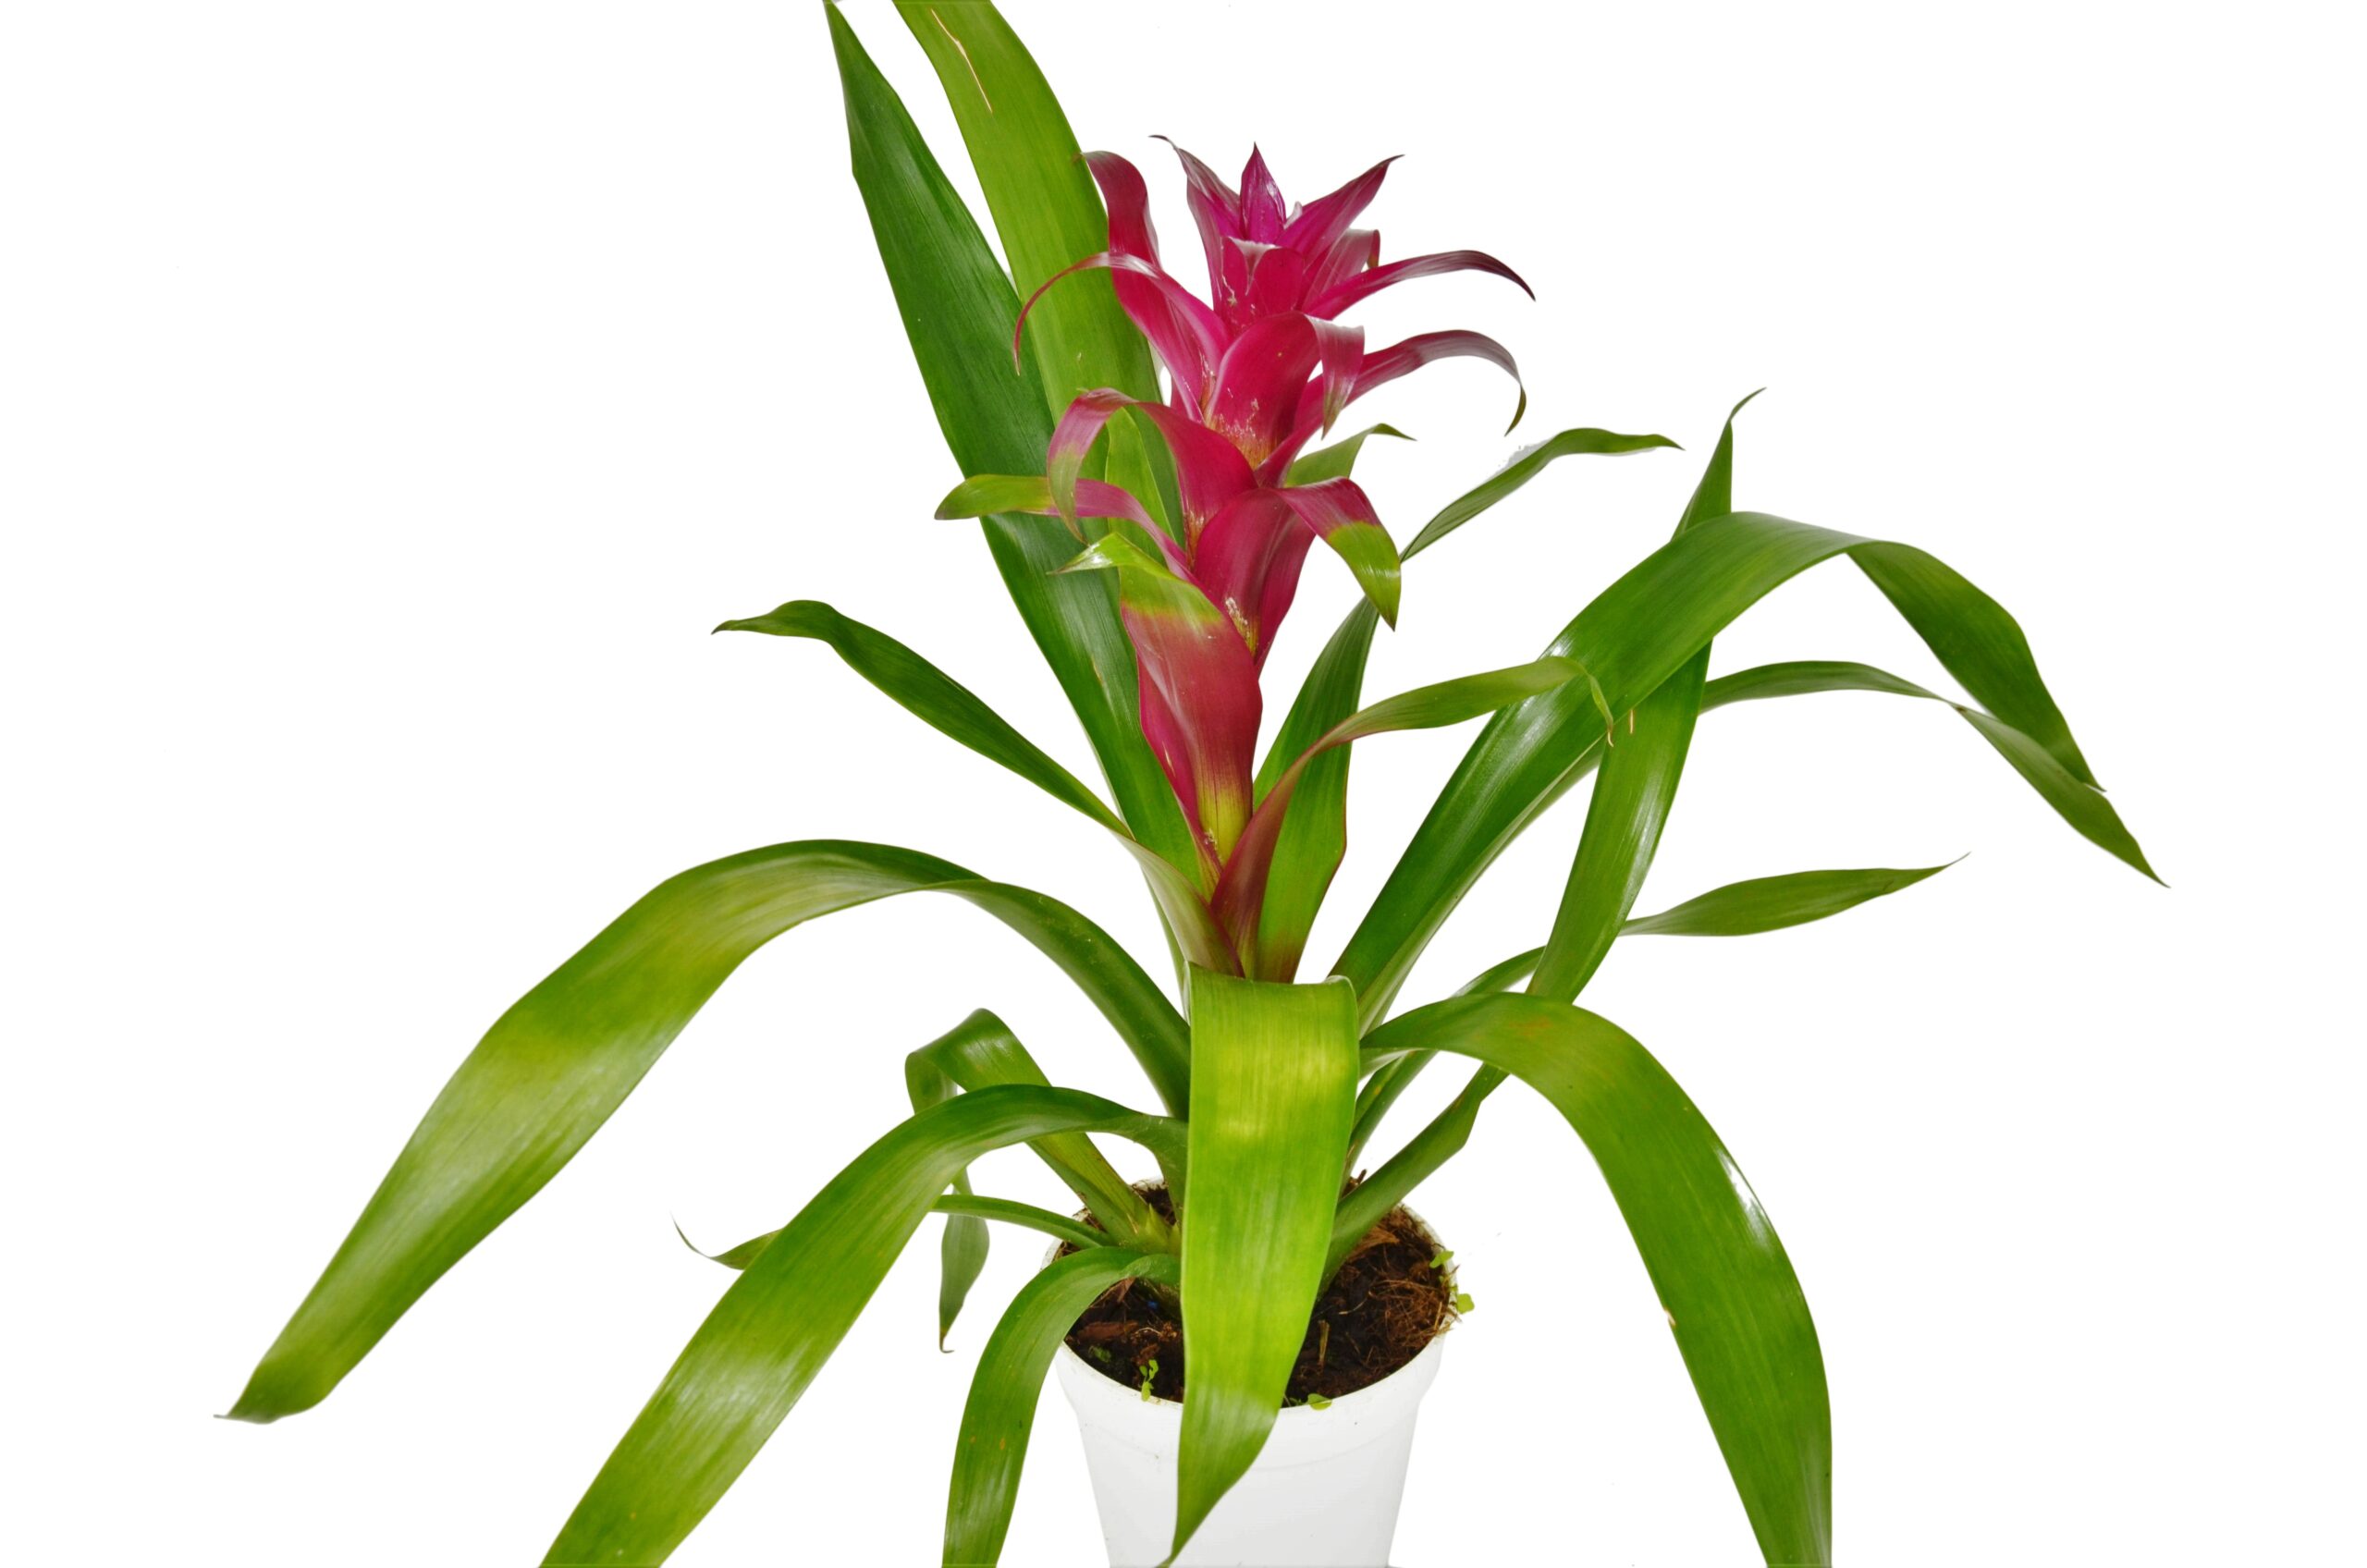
{"left": 5, "top": 2, "right": 2361, "bottom": 1562}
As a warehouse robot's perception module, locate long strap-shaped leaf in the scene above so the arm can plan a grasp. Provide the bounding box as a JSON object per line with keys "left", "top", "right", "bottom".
{"left": 906, "top": 1024, "right": 992, "bottom": 1351}
{"left": 692, "top": 1193, "right": 1111, "bottom": 1273}
{"left": 1530, "top": 399, "right": 1749, "bottom": 1001}
{"left": 1251, "top": 428, "right": 1675, "bottom": 976}
{"left": 1352, "top": 402, "right": 1740, "bottom": 1158}
{"left": 1625, "top": 862, "right": 1954, "bottom": 935}
{"left": 1213, "top": 656, "right": 1584, "bottom": 977}
{"left": 1331, "top": 861, "right": 1952, "bottom": 1268}
{"left": 1329, "top": 947, "right": 1541, "bottom": 1275}
{"left": 1351, "top": 410, "right": 1742, "bottom": 1163}
{"left": 892, "top": 0, "right": 1157, "bottom": 416}
{"left": 227, "top": 839, "right": 1188, "bottom": 1425}
{"left": 1699, "top": 658, "right": 2155, "bottom": 876}
{"left": 1342, "top": 654, "right": 2144, "bottom": 1068}
{"left": 904, "top": 1009, "right": 1171, "bottom": 1349}
{"left": 1346, "top": 652, "right": 2149, "bottom": 1159}
{"left": 720, "top": 599, "right": 1120, "bottom": 827}
{"left": 944, "top": 1247, "right": 1183, "bottom": 1568}
{"left": 828, "top": 9, "right": 1200, "bottom": 884}
{"left": 889, "top": 0, "right": 1178, "bottom": 536}
{"left": 1363, "top": 994, "right": 1831, "bottom": 1566}
{"left": 1174, "top": 971, "right": 1360, "bottom": 1561}
{"left": 719, "top": 598, "right": 1233, "bottom": 968}
{"left": 907, "top": 1008, "right": 1168, "bottom": 1248}
{"left": 1335, "top": 508, "right": 2151, "bottom": 1026}
{"left": 544, "top": 1084, "right": 1184, "bottom": 1566}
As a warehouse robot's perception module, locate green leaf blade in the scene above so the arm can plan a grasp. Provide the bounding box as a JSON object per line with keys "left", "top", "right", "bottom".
{"left": 1282, "top": 423, "right": 1411, "bottom": 487}
{"left": 1336, "top": 508, "right": 2151, "bottom": 1024}
{"left": 1364, "top": 994, "right": 1830, "bottom": 1565}
{"left": 1527, "top": 403, "right": 1743, "bottom": 1004}
{"left": 1255, "top": 426, "right": 1671, "bottom": 985}
{"left": 1173, "top": 972, "right": 1360, "bottom": 1559}
{"left": 1216, "top": 657, "right": 1580, "bottom": 978}
{"left": 692, "top": 1193, "right": 1111, "bottom": 1275}
{"left": 1404, "top": 427, "right": 1679, "bottom": 559}
{"left": 904, "top": 1026, "right": 993, "bottom": 1349}
{"left": 1531, "top": 652, "right": 1706, "bottom": 1001}
{"left": 227, "top": 839, "right": 1188, "bottom": 1426}
{"left": 1625, "top": 862, "right": 1954, "bottom": 937}
{"left": 828, "top": 6, "right": 1199, "bottom": 884}
{"left": 1700, "top": 660, "right": 2157, "bottom": 881}
{"left": 718, "top": 598, "right": 1122, "bottom": 831}
{"left": 944, "top": 1247, "right": 1181, "bottom": 1568}
{"left": 892, "top": 0, "right": 1159, "bottom": 416}
{"left": 907, "top": 1009, "right": 1170, "bottom": 1249}
{"left": 544, "top": 1084, "right": 1183, "bottom": 1566}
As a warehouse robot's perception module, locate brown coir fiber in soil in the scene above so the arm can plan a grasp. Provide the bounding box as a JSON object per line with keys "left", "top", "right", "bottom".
{"left": 1062, "top": 1189, "right": 1457, "bottom": 1405}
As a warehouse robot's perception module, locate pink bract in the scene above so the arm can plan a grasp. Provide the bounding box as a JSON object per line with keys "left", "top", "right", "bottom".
{"left": 959, "top": 142, "right": 1532, "bottom": 929}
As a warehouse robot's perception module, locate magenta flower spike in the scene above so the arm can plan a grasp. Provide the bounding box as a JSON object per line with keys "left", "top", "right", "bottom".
{"left": 946, "top": 141, "right": 1531, "bottom": 937}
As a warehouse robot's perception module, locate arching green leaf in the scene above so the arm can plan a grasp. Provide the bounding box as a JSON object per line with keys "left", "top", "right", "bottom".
{"left": 688, "top": 1193, "right": 1112, "bottom": 1274}
{"left": 546, "top": 1085, "right": 1184, "bottom": 1566}
{"left": 943, "top": 1247, "right": 1181, "bottom": 1568}
{"left": 1252, "top": 428, "right": 1674, "bottom": 981}
{"left": 1336, "top": 509, "right": 2152, "bottom": 1027}
{"left": 226, "top": 840, "right": 1188, "bottom": 1427}
{"left": 1363, "top": 994, "right": 1829, "bottom": 1566}
{"left": 907, "top": 1009, "right": 1169, "bottom": 1250}
{"left": 1626, "top": 862, "right": 1954, "bottom": 936}
{"left": 828, "top": 6, "right": 1200, "bottom": 886}
{"left": 1699, "top": 659, "right": 2155, "bottom": 881}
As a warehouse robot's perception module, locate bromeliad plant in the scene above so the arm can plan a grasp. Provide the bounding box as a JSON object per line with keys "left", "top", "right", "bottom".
{"left": 227, "top": 6, "right": 2154, "bottom": 1566}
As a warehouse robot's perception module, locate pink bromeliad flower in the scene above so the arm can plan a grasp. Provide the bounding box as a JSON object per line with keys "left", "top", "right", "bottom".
{"left": 941, "top": 143, "right": 1529, "bottom": 894}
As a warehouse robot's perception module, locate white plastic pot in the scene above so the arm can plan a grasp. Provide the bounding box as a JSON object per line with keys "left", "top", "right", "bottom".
{"left": 1047, "top": 1219, "right": 1450, "bottom": 1568}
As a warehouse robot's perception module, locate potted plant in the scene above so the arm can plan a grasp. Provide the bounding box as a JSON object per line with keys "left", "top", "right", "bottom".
{"left": 225, "top": 6, "right": 2153, "bottom": 1565}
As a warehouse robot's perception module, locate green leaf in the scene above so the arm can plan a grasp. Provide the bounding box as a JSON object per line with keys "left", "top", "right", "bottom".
{"left": 225, "top": 839, "right": 1191, "bottom": 1427}
{"left": 1174, "top": 971, "right": 1360, "bottom": 1561}
{"left": 943, "top": 1246, "right": 1181, "bottom": 1568}
{"left": 892, "top": 0, "right": 1159, "bottom": 416}
{"left": 1343, "top": 856, "right": 1958, "bottom": 1199}
{"left": 1282, "top": 423, "right": 1411, "bottom": 486}
{"left": 1403, "top": 426, "right": 1681, "bottom": 557}
{"left": 719, "top": 599, "right": 1120, "bottom": 829}
{"left": 690, "top": 1193, "right": 1111, "bottom": 1273}
{"left": 1528, "top": 656, "right": 1700, "bottom": 998}
{"left": 1336, "top": 508, "right": 2152, "bottom": 1027}
{"left": 907, "top": 1009, "right": 1170, "bottom": 1250}
{"left": 905, "top": 1024, "right": 992, "bottom": 1350}
{"left": 1363, "top": 994, "right": 1829, "bottom": 1566}
{"left": 1626, "top": 862, "right": 1954, "bottom": 936}
{"left": 929, "top": 1194, "right": 1114, "bottom": 1254}
{"left": 1333, "top": 949, "right": 1540, "bottom": 1268}
{"left": 1528, "top": 399, "right": 1747, "bottom": 1004}
{"left": 717, "top": 597, "right": 1233, "bottom": 971}
{"left": 545, "top": 1084, "right": 1184, "bottom": 1566}
{"left": 1254, "top": 428, "right": 1675, "bottom": 984}
{"left": 1216, "top": 657, "right": 1583, "bottom": 978}
{"left": 1699, "top": 659, "right": 2157, "bottom": 881}
{"left": 827, "top": 6, "right": 1200, "bottom": 887}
